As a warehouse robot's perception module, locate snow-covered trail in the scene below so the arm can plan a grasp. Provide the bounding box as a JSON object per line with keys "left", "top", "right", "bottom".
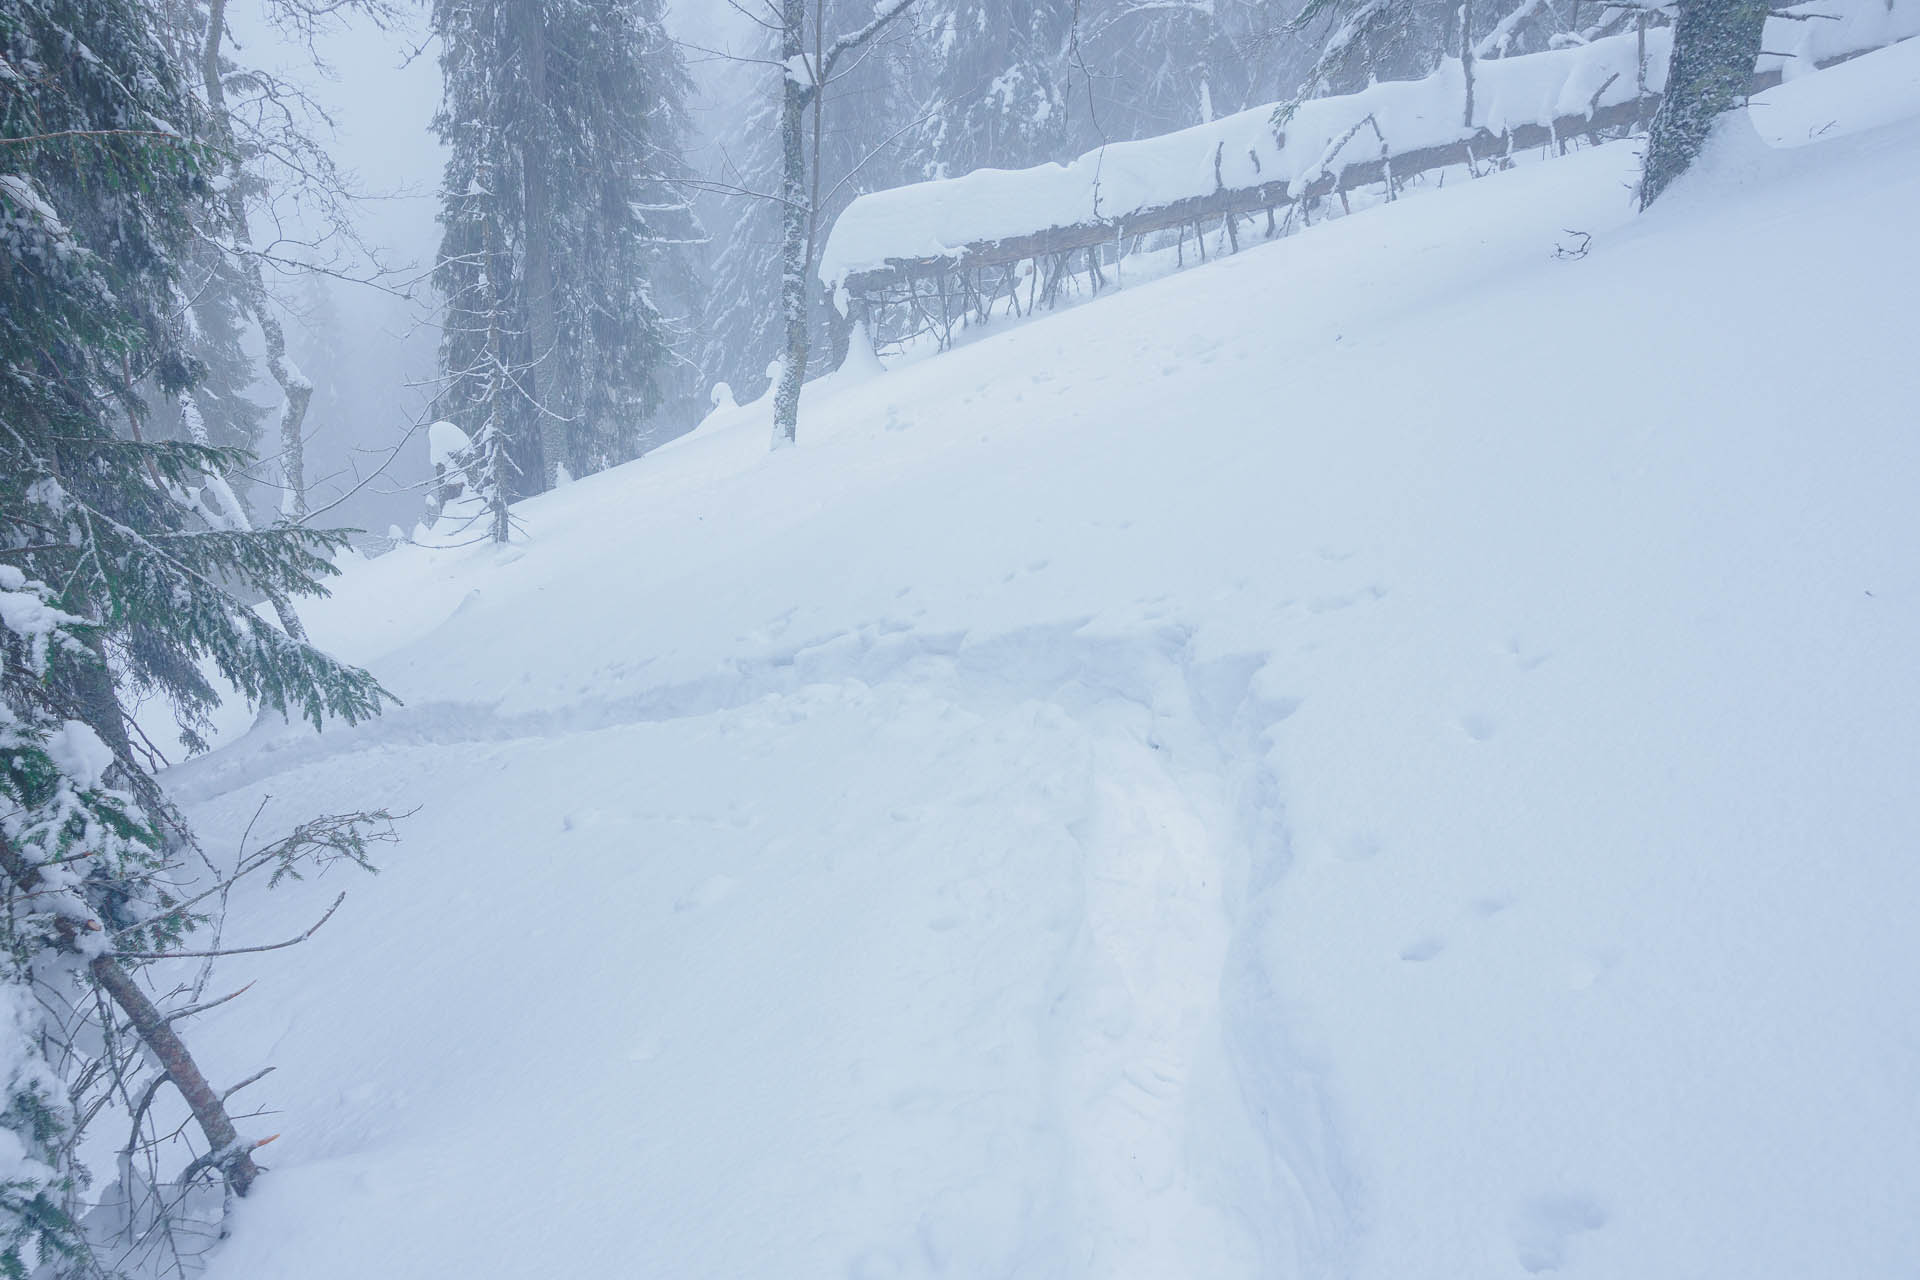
{"left": 178, "top": 626, "right": 1350, "bottom": 1278}
{"left": 162, "top": 40, "right": 1920, "bottom": 1280}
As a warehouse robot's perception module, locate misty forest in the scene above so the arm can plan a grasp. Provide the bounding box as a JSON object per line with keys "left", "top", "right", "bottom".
{"left": 3, "top": 0, "right": 1917, "bottom": 1274}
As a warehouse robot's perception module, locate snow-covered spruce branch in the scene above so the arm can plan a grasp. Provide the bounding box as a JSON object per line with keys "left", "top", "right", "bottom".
{"left": 0, "top": 127, "right": 194, "bottom": 148}
{"left": 816, "top": 0, "right": 921, "bottom": 93}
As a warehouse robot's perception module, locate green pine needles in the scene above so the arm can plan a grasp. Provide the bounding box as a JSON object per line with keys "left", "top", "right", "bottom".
{"left": 3, "top": 1, "right": 399, "bottom": 1270}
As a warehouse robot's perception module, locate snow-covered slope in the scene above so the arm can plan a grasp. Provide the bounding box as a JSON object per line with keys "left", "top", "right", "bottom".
{"left": 169, "top": 41, "right": 1920, "bottom": 1280}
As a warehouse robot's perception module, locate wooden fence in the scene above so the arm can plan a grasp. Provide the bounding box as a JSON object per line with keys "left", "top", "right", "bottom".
{"left": 830, "top": 24, "right": 1910, "bottom": 355}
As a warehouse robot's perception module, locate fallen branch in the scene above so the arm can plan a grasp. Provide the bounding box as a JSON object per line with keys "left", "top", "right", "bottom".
{"left": 82, "top": 948, "right": 262, "bottom": 1194}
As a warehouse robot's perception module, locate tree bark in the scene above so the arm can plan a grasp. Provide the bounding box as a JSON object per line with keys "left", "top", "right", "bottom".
{"left": 485, "top": 207, "right": 513, "bottom": 544}
{"left": 1461, "top": 0, "right": 1477, "bottom": 128}
{"left": 772, "top": 0, "right": 811, "bottom": 450}
{"left": 88, "top": 954, "right": 260, "bottom": 1194}
{"left": 1639, "top": 0, "right": 1769, "bottom": 207}
{"left": 515, "top": 0, "right": 565, "bottom": 488}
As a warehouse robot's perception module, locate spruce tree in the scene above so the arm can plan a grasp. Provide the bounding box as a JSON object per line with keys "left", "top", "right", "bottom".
{"left": 2, "top": 0, "right": 393, "bottom": 1260}
{"left": 1078, "top": 0, "right": 1257, "bottom": 137}
{"left": 908, "top": 0, "right": 1073, "bottom": 177}
{"left": 1276, "top": 0, "right": 1458, "bottom": 106}
{"left": 432, "top": 0, "right": 701, "bottom": 498}
{"left": 700, "top": 41, "right": 788, "bottom": 404}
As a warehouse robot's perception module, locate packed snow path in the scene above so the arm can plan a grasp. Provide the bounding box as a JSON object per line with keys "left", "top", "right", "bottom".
{"left": 162, "top": 44, "right": 1920, "bottom": 1280}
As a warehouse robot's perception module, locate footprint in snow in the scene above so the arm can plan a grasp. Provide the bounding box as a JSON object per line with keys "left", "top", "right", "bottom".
{"left": 1399, "top": 935, "right": 1446, "bottom": 963}
{"left": 672, "top": 874, "right": 738, "bottom": 913}
{"left": 1336, "top": 832, "right": 1382, "bottom": 863}
{"left": 1566, "top": 946, "right": 1622, "bottom": 992}
{"left": 1505, "top": 637, "right": 1554, "bottom": 671}
{"left": 1308, "top": 585, "right": 1388, "bottom": 614}
{"left": 1512, "top": 1194, "right": 1607, "bottom": 1273}
{"left": 1458, "top": 712, "right": 1497, "bottom": 742}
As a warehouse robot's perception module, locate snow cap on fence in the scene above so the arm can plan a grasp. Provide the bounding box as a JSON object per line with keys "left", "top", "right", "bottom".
{"left": 820, "top": 0, "right": 1918, "bottom": 297}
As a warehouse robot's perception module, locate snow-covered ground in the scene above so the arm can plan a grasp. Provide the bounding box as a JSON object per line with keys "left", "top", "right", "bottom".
{"left": 162, "top": 40, "right": 1920, "bottom": 1280}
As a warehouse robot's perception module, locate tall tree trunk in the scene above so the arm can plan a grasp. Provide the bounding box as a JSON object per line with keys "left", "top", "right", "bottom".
{"left": 516, "top": 0, "right": 565, "bottom": 487}
{"left": 1639, "top": 0, "right": 1769, "bottom": 207}
{"left": 201, "top": 0, "right": 314, "bottom": 521}
{"left": 772, "top": 0, "right": 811, "bottom": 450}
{"left": 1461, "top": 0, "right": 1477, "bottom": 128}
{"left": 486, "top": 249, "right": 513, "bottom": 544}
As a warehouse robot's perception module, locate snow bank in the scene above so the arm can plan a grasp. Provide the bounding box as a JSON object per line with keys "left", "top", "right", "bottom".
{"left": 820, "top": 1, "right": 1919, "bottom": 289}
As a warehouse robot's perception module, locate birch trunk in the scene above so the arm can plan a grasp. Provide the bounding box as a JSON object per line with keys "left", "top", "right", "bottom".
{"left": 772, "top": 0, "right": 811, "bottom": 449}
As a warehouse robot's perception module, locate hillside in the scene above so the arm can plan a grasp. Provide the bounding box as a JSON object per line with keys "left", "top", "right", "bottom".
{"left": 166, "top": 41, "right": 1920, "bottom": 1280}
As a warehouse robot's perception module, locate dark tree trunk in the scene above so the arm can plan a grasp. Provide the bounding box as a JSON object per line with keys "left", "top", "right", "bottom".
{"left": 516, "top": 0, "right": 564, "bottom": 486}
{"left": 1639, "top": 0, "right": 1770, "bottom": 207}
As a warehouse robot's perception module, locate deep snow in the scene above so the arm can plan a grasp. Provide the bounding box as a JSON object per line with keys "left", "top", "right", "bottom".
{"left": 153, "top": 40, "right": 1920, "bottom": 1280}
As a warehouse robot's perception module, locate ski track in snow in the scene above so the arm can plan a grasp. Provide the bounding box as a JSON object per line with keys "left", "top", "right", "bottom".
{"left": 175, "top": 614, "right": 1361, "bottom": 1277}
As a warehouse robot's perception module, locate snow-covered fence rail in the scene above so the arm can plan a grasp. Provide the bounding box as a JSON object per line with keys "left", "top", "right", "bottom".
{"left": 820, "top": 1, "right": 1918, "bottom": 349}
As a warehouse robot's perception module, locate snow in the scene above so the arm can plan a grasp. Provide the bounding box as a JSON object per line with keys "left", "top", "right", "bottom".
{"left": 159, "top": 43, "right": 1920, "bottom": 1280}
{"left": 0, "top": 573, "right": 73, "bottom": 646}
{"left": 0, "top": 173, "right": 65, "bottom": 233}
{"left": 427, "top": 420, "right": 473, "bottom": 474}
{"left": 819, "top": 0, "right": 1920, "bottom": 290}
{"left": 45, "top": 720, "right": 114, "bottom": 794}
{"left": 0, "top": 983, "right": 61, "bottom": 1184}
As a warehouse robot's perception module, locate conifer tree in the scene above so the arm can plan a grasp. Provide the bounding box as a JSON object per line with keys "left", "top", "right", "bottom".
{"left": 908, "top": 0, "right": 1073, "bottom": 177}
{"left": 1276, "top": 0, "right": 1457, "bottom": 105}
{"left": 700, "top": 41, "right": 788, "bottom": 404}
{"left": 1078, "top": 0, "right": 1257, "bottom": 136}
{"left": 2, "top": 0, "right": 394, "bottom": 1261}
{"left": 433, "top": 0, "right": 701, "bottom": 493}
